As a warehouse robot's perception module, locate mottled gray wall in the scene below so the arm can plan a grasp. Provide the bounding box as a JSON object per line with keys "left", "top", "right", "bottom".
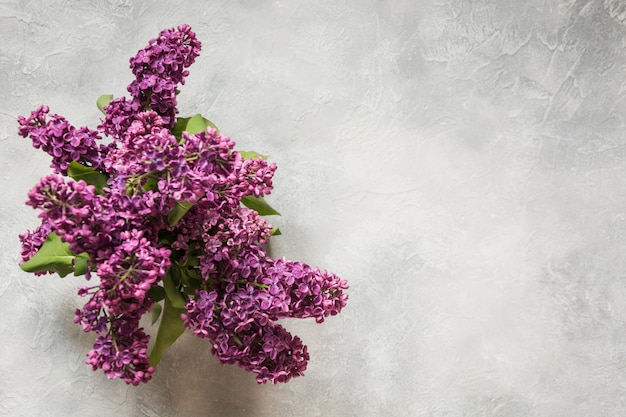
{"left": 2, "top": 0, "right": 626, "bottom": 416}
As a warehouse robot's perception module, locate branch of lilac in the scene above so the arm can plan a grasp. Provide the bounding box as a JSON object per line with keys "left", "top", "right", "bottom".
{"left": 17, "top": 24, "right": 348, "bottom": 386}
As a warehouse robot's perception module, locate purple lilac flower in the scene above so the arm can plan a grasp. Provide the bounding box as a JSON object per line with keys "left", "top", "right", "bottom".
{"left": 236, "top": 157, "right": 277, "bottom": 198}
{"left": 181, "top": 252, "right": 348, "bottom": 382}
{"left": 214, "top": 320, "right": 309, "bottom": 384}
{"left": 127, "top": 24, "right": 201, "bottom": 127}
{"left": 86, "top": 316, "right": 154, "bottom": 385}
{"left": 99, "top": 96, "right": 142, "bottom": 140}
{"left": 26, "top": 175, "right": 115, "bottom": 259}
{"left": 18, "top": 220, "right": 52, "bottom": 275}
{"left": 18, "top": 105, "right": 102, "bottom": 174}
{"left": 183, "top": 288, "right": 310, "bottom": 384}
{"left": 99, "top": 24, "right": 201, "bottom": 137}
{"left": 95, "top": 230, "right": 171, "bottom": 316}
{"left": 262, "top": 258, "right": 349, "bottom": 323}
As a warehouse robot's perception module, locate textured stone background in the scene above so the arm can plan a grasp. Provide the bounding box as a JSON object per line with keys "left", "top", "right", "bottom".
{"left": 2, "top": 0, "right": 626, "bottom": 415}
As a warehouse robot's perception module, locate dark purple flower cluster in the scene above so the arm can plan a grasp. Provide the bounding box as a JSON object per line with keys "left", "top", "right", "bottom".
{"left": 23, "top": 170, "right": 170, "bottom": 384}
{"left": 128, "top": 24, "right": 201, "bottom": 127}
{"left": 17, "top": 105, "right": 102, "bottom": 174}
{"left": 18, "top": 24, "right": 348, "bottom": 385}
{"left": 100, "top": 24, "right": 201, "bottom": 139}
{"left": 173, "top": 172, "right": 348, "bottom": 382}
{"left": 85, "top": 317, "right": 153, "bottom": 384}
{"left": 182, "top": 255, "right": 348, "bottom": 383}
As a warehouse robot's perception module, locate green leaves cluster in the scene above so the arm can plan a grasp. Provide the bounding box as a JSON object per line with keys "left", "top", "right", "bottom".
{"left": 20, "top": 96, "right": 282, "bottom": 367}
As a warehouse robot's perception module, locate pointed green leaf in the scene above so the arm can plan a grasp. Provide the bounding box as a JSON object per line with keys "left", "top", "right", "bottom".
{"left": 269, "top": 226, "right": 281, "bottom": 236}
{"left": 67, "top": 161, "right": 108, "bottom": 193}
{"left": 185, "top": 114, "right": 218, "bottom": 134}
{"left": 241, "top": 195, "right": 281, "bottom": 216}
{"left": 185, "top": 114, "right": 207, "bottom": 134}
{"left": 183, "top": 276, "right": 201, "bottom": 297}
{"left": 143, "top": 176, "right": 158, "bottom": 192}
{"left": 20, "top": 232, "right": 82, "bottom": 277}
{"left": 166, "top": 200, "right": 195, "bottom": 226}
{"left": 203, "top": 117, "right": 218, "bottom": 131}
{"left": 169, "top": 262, "right": 182, "bottom": 286}
{"left": 186, "top": 268, "right": 201, "bottom": 281}
{"left": 150, "top": 302, "right": 163, "bottom": 325}
{"left": 163, "top": 268, "right": 186, "bottom": 309}
{"left": 184, "top": 256, "right": 200, "bottom": 267}
{"left": 172, "top": 117, "right": 190, "bottom": 141}
{"left": 73, "top": 252, "right": 90, "bottom": 276}
{"left": 239, "top": 150, "right": 268, "bottom": 160}
{"left": 96, "top": 94, "right": 114, "bottom": 114}
{"left": 148, "top": 298, "right": 186, "bottom": 367}
{"left": 148, "top": 285, "right": 166, "bottom": 302}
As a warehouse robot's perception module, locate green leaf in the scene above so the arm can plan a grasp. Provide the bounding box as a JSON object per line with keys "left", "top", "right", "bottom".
{"left": 96, "top": 94, "right": 114, "bottom": 114}
{"left": 185, "top": 114, "right": 218, "bottom": 134}
{"left": 186, "top": 268, "right": 201, "bottom": 281}
{"left": 183, "top": 277, "right": 201, "bottom": 297}
{"left": 143, "top": 176, "right": 158, "bottom": 192}
{"left": 184, "top": 256, "right": 200, "bottom": 267}
{"left": 158, "top": 229, "right": 176, "bottom": 246}
{"left": 150, "top": 302, "right": 163, "bottom": 325}
{"left": 239, "top": 150, "right": 268, "bottom": 160}
{"left": 173, "top": 115, "right": 219, "bottom": 141}
{"left": 169, "top": 262, "right": 182, "bottom": 286}
{"left": 172, "top": 116, "right": 190, "bottom": 140}
{"left": 166, "top": 200, "right": 195, "bottom": 226}
{"left": 148, "top": 285, "right": 166, "bottom": 302}
{"left": 241, "top": 195, "right": 281, "bottom": 216}
{"left": 73, "top": 253, "right": 90, "bottom": 276}
{"left": 269, "top": 226, "right": 281, "bottom": 236}
{"left": 67, "top": 161, "right": 108, "bottom": 193}
{"left": 163, "top": 268, "right": 186, "bottom": 309}
{"left": 20, "top": 232, "right": 84, "bottom": 277}
{"left": 148, "top": 297, "right": 186, "bottom": 367}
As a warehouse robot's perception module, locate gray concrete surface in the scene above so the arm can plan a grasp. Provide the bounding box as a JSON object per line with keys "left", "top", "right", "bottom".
{"left": 2, "top": 0, "right": 626, "bottom": 415}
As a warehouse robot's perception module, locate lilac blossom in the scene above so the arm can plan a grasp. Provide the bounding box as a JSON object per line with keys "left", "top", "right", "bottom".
{"left": 127, "top": 24, "right": 202, "bottom": 127}
{"left": 183, "top": 288, "right": 311, "bottom": 384}
{"left": 99, "top": 96, "right": 142, "bottom": 140}
{"left": 18, "top": 24, "right": 348, "bottom": 386}
{"left": 17, "top": 105, "right": 102, "bottom": 174}
{"left": 95, "top": 230, "right": 171, "bottom": 316}
{"left": 86, "top": 316, "right": 154, "bottom": 385}
{"left": 18, "top": 220, "right": 52, "bottom": 275}
{"left": 237, "top": 157, "right": 277, "bottom": 198}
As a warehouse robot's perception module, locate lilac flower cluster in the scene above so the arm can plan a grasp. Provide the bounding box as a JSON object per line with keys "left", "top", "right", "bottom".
{"left": 17, "top": 105, "right": 102, "bottom": 174}
{"left": 24, "top": 170, "right": 170, "bottom": 384}
{"left": 18, "top": 220, "right": 51, "bottom": 275}
{"left": 102, "top": 24, "right": 201, "bottom": 138}
{"left": 128, "top": 24, "right": 201, "bottom": 127}
{"left": 18, "top": 24, "right": 348, "bottom": 385}
{"left": 182, "top": 255, "right": 348, "bottom": 383}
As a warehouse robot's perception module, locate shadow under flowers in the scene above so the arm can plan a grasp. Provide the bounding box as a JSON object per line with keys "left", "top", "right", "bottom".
{"left": 134, "top": 330, "right": 267, "bottom": 417}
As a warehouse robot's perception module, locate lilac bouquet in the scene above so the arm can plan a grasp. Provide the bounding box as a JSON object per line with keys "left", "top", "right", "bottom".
{"left": 17, "top": 25, "right": 348, "bottom": 385}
